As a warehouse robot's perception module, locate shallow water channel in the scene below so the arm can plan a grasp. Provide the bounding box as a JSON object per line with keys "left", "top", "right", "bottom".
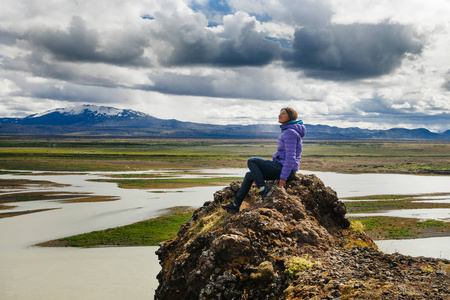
{"left": 1, "top": 169, "right": 449, "bottom": 299}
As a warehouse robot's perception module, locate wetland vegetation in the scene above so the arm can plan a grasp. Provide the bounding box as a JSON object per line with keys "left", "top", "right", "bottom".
{"left": 1, "top": 137, "right": 449, "bottom": 247}
{"left": 345, "top": 193, "right": 450, "bottom": 239}
{"left": 348, "top": 216, "right": 450, "bottom": 240}
{"left": 0, "top": 137, "right": 448, "bottom": 174}
{"left": 343, "top": 193, "right": 450, "bottom": 212}
{"left": 37, "top": 207, "right": 195, "bottom": 247}
{"left": 89, "top": 176, "right": 243, "bottom": 189}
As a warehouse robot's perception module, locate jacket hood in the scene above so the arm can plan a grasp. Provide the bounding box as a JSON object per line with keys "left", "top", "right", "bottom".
{"left": 280, "top": 120, "right": 306, "bottom": 138}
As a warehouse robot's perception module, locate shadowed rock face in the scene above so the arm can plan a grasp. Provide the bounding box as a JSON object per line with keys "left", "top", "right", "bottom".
{"left": 155, "top": 174, "right": 450, "bottom": 300}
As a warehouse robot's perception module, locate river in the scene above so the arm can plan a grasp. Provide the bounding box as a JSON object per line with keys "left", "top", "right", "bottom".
{"left": 1, "top": 169, "right": 449, "bottom": 299}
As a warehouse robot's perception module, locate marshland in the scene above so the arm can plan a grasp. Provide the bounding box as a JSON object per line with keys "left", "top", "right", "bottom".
{"left": 1, "top": 137, "right": 449, "bottom": 299}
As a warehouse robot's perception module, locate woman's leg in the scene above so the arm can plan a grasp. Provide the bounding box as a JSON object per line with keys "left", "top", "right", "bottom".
{"left": 223, "top": 157, "right": 294, "bottom": 212}
{"left": 247, "top": 157, "right": 283, "bottom": 187}
{"left": 233, "top": 171, "right": 254, "bottom": 207}
{"left": 234, "top": 158, "right": 283, "bottom": 207}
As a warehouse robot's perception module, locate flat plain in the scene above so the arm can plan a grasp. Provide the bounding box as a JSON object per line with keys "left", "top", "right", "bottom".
{"left": 1, "top": 137, "right": 449, "bottom": 245}
{"left": 0, "top": 137, "right": 448, "bottom": 174}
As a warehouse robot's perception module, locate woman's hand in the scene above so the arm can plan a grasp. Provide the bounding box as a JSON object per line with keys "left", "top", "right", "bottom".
{"left": 279, "top": 179, "right": 286, "bottom": 187}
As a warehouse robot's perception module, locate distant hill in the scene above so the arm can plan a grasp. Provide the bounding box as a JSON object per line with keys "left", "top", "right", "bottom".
{"left": 0, "top": 104, "right": 448, "bottom": 140}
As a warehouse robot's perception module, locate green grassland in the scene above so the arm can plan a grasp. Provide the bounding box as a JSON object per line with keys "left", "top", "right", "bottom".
{"left": 346, "top": 193, "right": 450, "bottom": 239}
{"left": 37, "top": 207, "right": 195, "bottom": 247}
{"left": 89, "top": 176, "right": 242, "bottom": 189}
{"left": 344, "top": 193, "right": 450, "bottom": 212}
{"left": 348, "top": 216, "right": 450, "bottom": 240}
{"left": 0, "top": 137, "right": 448, "bottom": 174}
{"left": 1, "top": 137, "right": 448, "bottom": 247}
{"left": 36, "top": 200, "right": 450, "bottom": 247}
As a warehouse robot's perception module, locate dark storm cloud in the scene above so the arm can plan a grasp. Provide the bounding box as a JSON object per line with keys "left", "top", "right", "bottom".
{"left": 158, "top": 11, "right": 423, "bottom": 79}
{"left": 159, "top": 17, "right": 281, "bottom": 67}
{"left": 31, "top": 16, "right": 150, "bottom": 66}
{"left": 216, "top": 21, "right": 281, "bottom": 66}
{"left": 284, "top": 23, "right": 424, "bottom": 80}
{"left": 9, "top": 76, "right": 124, "bottom": 104}
{"left": 0, "top": 28, "right": 20, "bottom": 45}
{"left": 156, "top": 17, "right": 220, "bottom": 66}
{"left": 2, "top": 52, "right": 117, "bottom": 88}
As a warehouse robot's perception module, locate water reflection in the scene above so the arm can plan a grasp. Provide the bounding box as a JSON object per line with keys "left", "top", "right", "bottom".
{"left": 301, "top": 171, "right": 450, "bottom": 198}
{"left": 375, "top": 237, "right": 450, "bottom": 260}
{"left": 1, "top": 246, "right": 159, "bottom": 300}
{"left": 1, "top": 169, "right": 449, "bottom": 300}
{"left": 347, "top": 208, "right": 450, "bottom": 222}
{"left": 412, "top": 195, "right": 450, "bottom": 203}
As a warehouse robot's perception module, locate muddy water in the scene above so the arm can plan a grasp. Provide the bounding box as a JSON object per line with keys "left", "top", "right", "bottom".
{"left": 1, "top": 169, "right": 449, "bottom": 299}
{"left": 375, "top": 237, "right": 450, "bottom": 259}
{"left": 1, "top": 246, "right": 160, "bottom": 300}
{"left": 346, "top": 208, "right": 450, "bottom": 221}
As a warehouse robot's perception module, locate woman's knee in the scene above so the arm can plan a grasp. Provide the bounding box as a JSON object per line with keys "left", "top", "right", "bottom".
{"left": 247, "top": 157, "right": 263, "bottom": 168}
{"left": 244, "top": 171, "right": 253, "bottom": 181}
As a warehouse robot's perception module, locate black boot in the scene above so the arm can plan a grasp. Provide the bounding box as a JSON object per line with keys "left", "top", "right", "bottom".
{"left": 260, "top": 185, "right": 272, "bottom": 199}
{"left": 221, "top": 202, "right": 239, "bottom": 213}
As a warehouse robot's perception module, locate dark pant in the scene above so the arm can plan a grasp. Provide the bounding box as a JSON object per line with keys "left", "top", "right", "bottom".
{"left": 233, "top": 157, "right": 295, "bottom": 207}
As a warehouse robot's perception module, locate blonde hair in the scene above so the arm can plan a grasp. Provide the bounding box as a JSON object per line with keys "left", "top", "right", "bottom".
{"left": 282, "top": 107, "right": 298, "bottom": 121}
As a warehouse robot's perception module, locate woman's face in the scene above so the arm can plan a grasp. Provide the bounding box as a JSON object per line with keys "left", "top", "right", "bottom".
{"left": 278, "top": 109, "right": 290, "bottom": 124}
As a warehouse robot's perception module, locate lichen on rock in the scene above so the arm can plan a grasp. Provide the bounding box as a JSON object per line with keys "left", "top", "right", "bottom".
{"left": 250, "top": 261, "right": 276, "bottom": 282}
{"left": 155, "top": 174, "right": 450, "bottom": 299}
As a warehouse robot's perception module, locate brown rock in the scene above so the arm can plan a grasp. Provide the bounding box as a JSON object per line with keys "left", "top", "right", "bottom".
{"left": 155, "top": 174, "right": 450, "bottom": 299}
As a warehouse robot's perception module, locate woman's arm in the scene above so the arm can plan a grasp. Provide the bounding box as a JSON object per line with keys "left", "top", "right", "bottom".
{"left": 279, "top": 129, "right": 299, "bottom": 181}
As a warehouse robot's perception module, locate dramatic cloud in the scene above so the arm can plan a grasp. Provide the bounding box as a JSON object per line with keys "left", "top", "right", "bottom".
{"left": 0, "top": 28, "right": 19, "bottom": 45}
{"left": 31, "top": 16, "right": 151, "bottom": 66}
{"left": 0, "top": 0, "right": 449, "bottom": 132}
{"left": 154, "top": 11, "right": 280, "bottom": 66}
{"left": 284, "top": 23, "right": 424, "bottom": 79}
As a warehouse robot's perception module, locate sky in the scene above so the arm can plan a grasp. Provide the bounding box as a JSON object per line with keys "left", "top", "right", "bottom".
{"left": 0, "top": 0, "right": 449, "bottom": 132}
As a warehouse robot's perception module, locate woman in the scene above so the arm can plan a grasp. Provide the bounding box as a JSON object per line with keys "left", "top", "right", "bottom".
{"left": 222, "top": 107, "right": 306, "bottom": 213}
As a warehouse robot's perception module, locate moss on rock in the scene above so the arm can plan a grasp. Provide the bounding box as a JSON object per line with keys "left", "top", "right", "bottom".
{"left": 155, "top": 174, "right": 449, "bottom": 300}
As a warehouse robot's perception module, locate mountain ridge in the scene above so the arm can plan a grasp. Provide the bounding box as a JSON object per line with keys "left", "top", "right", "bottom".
{"left": 0, "top": 104, "right": 448, "bottom": 140}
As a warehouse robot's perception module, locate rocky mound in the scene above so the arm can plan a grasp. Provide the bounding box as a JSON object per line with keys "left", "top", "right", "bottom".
{"left": 155, "top": 174, "right": 450, "bottom": 299}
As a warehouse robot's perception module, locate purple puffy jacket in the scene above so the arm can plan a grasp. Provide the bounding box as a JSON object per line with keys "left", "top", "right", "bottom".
{"left": 272, "top": 121, "right": 306, "bottom": 180}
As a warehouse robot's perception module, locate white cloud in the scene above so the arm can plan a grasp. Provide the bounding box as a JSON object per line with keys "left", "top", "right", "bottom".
{"left": 330, "top": 0, "right": 450, "bottom": 28}
{"left": 391, "top": 102, "right": 411, "bottom": 110}
{"left": 0, "top": 0, "right": 449, "bottom": 132}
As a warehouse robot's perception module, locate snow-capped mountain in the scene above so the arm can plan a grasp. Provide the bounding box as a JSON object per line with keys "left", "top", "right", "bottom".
{"left": 0, "top": 104, "right": 448, "bottom": 140}
{"left": 29, "top": 104, "right": 147, "bottom": 119}
{"left": 0, "top": 104, "right": 219, "bottom": 136}
{"left": 21, "top": 104, "right": 150, "bottom": 126}
{"left": 0, "top": 104, "right": 250, "bottom": 137}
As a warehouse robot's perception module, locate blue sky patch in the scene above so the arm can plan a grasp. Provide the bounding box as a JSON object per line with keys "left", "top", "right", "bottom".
{"left": 190, "top": 0, "right": 232, "bottom": 21}
{"left": 266, "top": 37, "right": 292, "bottom": 49}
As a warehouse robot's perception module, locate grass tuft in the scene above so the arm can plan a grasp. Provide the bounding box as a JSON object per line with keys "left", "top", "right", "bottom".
{"left": 285, "top": 256, "right": 320, "bottom": 279}
{"left": 349, "top": 220, "right": 365, "bottom": 233}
